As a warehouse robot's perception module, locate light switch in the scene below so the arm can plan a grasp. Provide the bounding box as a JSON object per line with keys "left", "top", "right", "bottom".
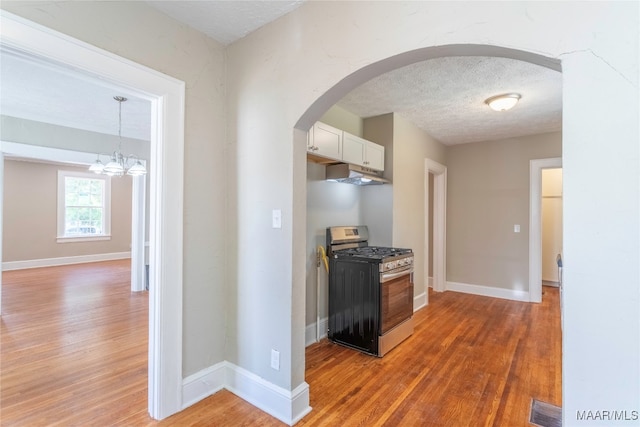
{"left": 272, "top": 209, "right": 282, "bottom": 229}
{"left": 514, "top": 224, "right": 520, "bottom": 233}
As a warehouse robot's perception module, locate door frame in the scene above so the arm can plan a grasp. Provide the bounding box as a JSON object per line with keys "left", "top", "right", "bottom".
{"left": 0, "top": 11, "right": 185, "bottom": 420}
{"left": 529, "top": 157, "right": 562, "bottom": 303}
{"left": 425, "top": 158, "right": 447, "bottom": 296}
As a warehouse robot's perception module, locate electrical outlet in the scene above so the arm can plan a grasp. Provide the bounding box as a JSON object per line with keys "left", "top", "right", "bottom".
{"left": 271, "top": 349, "right": 280, "bottom": 370}
{"left": 514, "top": 224, "right": 520, "bottom": 233}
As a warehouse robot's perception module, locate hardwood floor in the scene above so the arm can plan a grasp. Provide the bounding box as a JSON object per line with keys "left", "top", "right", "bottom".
{"left": 1, "top": 262, "right": 561, "bottom": 426}
{"left": 1, "top": 260, "right": 149, "bottom": 426}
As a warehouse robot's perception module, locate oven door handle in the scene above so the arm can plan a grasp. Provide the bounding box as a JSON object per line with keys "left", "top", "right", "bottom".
{"left": 380, "top": 266, "right": 414, "bottom": 283}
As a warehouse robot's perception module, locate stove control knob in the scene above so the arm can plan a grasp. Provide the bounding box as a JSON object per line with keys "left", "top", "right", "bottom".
{"left": 406, "top": 258, "right": 413, "bottom": 265}
{"left": 386, "top": 262, "right": 395, "bottom": 270}
{"left": 399, "top": 259, "right": 406, "bottom": 266}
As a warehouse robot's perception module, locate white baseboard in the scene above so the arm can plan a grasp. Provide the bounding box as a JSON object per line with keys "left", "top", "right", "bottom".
{"left": 182, "top": 362, "right": 312, "bottom": 426}
{"left": 182, "top": 361, "right": 226, "bottom": 409}
{"left": 414, "top": 292, "right": 427, "bottom": 311}
{"left": 542, "top": 280, "right": 560, "bottom": 288}
{"left": 305, "top": 317, "right": 328, "bottom": 347}
{"left": 446, "top": 281, "right": 530, "bottom": 302}
{"left": 2, "top": 252, "right": 131, "bottom": 271}
{"left": 225, "top": 363, "right": 312, "bottom": 426}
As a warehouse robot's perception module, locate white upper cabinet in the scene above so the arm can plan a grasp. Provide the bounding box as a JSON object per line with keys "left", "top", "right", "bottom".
{"left": 342, "top": 132, "right": 385, "bottom": 171}
{"left": 308, "top": 121, "right": 385, "bottom": 171}
{"left": 308, "top": 122, "right": 342, "bottom": 161}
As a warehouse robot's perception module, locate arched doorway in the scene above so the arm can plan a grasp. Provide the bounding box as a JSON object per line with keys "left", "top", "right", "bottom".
{"left": 293, "top": 43, "right": 562, "bottom": 419}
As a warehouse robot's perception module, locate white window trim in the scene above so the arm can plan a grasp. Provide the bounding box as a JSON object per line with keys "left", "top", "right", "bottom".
{"left": 57, "top": 170, "right": 111, "bottom": 243}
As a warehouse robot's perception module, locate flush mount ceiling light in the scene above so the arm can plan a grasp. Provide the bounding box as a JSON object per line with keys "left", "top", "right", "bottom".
{"left": 89, "top": 96, "right": 147, "bottom": 177}
{"left": 485, "top": 93, "right": 522, "bottom": 112}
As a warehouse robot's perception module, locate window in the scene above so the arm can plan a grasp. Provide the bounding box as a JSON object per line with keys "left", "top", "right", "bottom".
{"left": 57, "top": 170, "right": 111, "bottom": 242}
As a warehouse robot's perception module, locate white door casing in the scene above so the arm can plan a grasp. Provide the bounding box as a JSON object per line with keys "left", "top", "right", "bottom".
{"left": 131, "top": 175, "right": 147, "bottom": 292}
{"left": 0, "top": 11, "right": 185, "bottom": 420}
{"left": 425, "top": 159, "right": 447, "bottom": 296}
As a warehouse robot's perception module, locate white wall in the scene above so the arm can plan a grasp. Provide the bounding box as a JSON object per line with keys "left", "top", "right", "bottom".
{"left": 562, "top": 46, "right": 639, "bottom": 419}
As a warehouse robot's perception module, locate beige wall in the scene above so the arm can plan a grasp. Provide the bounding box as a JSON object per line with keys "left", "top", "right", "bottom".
{"left": 319, "top": 105, "right": 363, "bottom": 137}
{"left": 391, "top": 114, "right": 446, "bottom": 300}
{"left": 1, "top": 116, "right": 149, "bottom": 160}
{"left": 542, "top": 168, "right": 563, "bottom": 282}
{"left": 446, "top": 132, "right": 562, "bottom": 291}
{"left": 3, "top": 159, "right": 131, "bottom": 262}
{"left": 361, "top": 113, "right": 446, "bottom": 300}
{"left": 362, "top": 113, "right": 394, "bottom": 246}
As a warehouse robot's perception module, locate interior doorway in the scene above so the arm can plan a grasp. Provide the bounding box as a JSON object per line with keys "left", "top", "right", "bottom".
{"left": 428, "top": 172, "right": 435, "bottom": 289}
{"left": 542, "top": 168, "right": 563, "bottom": 289}
{"left": 529, "top": 157, "right": 562, "bottom": 303}
{"left": 1, "top": 13, "right": 186, "bottom": 419}
{"left": 425, "top": 159, "right": 447, "bottom": 297}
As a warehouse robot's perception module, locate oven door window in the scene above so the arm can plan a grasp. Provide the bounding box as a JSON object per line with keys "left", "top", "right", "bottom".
{"left": 380, "top": 270, "right": 414, "bottom": 334}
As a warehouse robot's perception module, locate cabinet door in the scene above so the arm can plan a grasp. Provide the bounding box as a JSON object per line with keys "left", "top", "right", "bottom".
{"left": 344, "top": 132, "right": 385, "bottom": 171}
{"left": 365, "top": 142, "right": 385, "bottom": 171}
{"left": 310, "top": 122, "right": 342, "bottom": 160}
{"left": 342, "top": 132, "right": 367, "bottom": 166}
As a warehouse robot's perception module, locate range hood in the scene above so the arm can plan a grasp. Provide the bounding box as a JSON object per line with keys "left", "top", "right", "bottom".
{"left": 326, "top": 163, "right": 389, "bottom": 186}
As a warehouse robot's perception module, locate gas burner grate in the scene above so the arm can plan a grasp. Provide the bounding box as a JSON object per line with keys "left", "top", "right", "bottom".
{"left": 336, "top": 246, "right": 412, "bottom": 259}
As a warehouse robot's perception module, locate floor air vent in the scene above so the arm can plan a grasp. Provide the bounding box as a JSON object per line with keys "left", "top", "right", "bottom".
{"left": 530, "top": 399, "right": 562, "bottom": 427}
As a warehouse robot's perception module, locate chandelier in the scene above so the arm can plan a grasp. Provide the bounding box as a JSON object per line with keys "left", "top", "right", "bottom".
{"left": 89, "top": 96, "right": 147, "bottom": 176}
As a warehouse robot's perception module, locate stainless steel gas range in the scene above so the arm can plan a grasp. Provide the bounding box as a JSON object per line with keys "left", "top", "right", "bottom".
{"left": 326, "top": 225, "right": 414, "bottom": 357}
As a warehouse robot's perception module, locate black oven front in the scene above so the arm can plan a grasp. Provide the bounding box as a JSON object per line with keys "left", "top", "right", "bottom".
{"left": 328, "top": 258, "right": 414, "bottom": 356}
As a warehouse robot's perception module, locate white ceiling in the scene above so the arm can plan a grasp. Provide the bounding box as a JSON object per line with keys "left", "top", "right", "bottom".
{"left": 147, "top": 0, "right": 306, "bottom": 46}
{"left": 0, "top": 2, "right": 562, "bottom": 147}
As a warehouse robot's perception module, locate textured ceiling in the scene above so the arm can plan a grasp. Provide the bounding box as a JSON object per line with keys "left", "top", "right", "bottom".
{"left": 1, "top": 50, "right": 151, "bottom": 141}
{"left": 147, "top": 0, "right": 306, "bottom": 46}
{"left": 0, "top": 3, "right": 562, "bottom": 147}
{"left": 338, "top": 56, "right": 562, "bottom": 145}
